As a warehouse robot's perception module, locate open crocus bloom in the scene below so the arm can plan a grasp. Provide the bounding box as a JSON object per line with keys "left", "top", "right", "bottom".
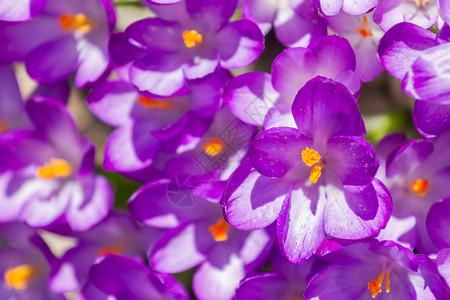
{"left": 222, "top": 77, "right": 392, "bottom": 263}
{"left": 0, "top": 97, "right": 113, "bottom": 231}
{"left": 304, "top": 240, "right": 445, "bottom": 299}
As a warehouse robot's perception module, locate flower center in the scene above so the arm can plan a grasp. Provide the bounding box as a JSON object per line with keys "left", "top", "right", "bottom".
{"left": 414, "top": 0, "right": 431, "bottom": 6}
{"left": 36, "top": 158, "right": 72, "bottom": 180}
{"left": 182, "top": 30, "right": 203, "bottom": 48}
{"left": 301, "top": 147, "right": 325, "bottom": 184}
{"left": 59, "top": 13, "right": 92, "bottom": 34}
{"left": 411, "top": 179, "right": 431, "bottom": 196}
{"left": 4, "top": 264, "right": 38, "bottom": 291}
{"left": 356, "top": 15, "right": 373, "bottom": 38}
{"left": 137, "top": 96, "right": 173, "bottom": 109}
{"left": 208, "top": 218, "right": 230, "bottom": 242}
{"left": 203, "top": 137, "right": 223, "bottom": 157}
{"left": 97, "top": 243, "right": 125, "bottom": 257}
{"left": 368, "top": 270, "right": 391, "bottom": 298}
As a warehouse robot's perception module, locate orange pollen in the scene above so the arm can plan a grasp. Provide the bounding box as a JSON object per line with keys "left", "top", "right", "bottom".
{"left": 4, "top": 264, "right": 38, "bottom": 291}
{"left": 208, "top": 218, "right": 230, "bottom": 242}
{"left": 182, "top": 30, "right": 203, "bottom": 48}
{"left": 301, "top": 147, "right": 321, "bottom": 167}
{"left": 0, "top": 120, "right": 6, "bottom": 132}
{"left": 356, "top": 15, "right": 373, "bottom": 38}
{"left": 415, "top": 0, "right": 431, "bottom": 5}
{"left": 137, "top": 96, "right": 173, "bottom": 109}
{"left": 309, "top": 163, "right": 325, "bottom": 184}
{"left": 97, "top": 243, "right": 125, "bottom": 257}
{"left": 411, "top": 179, "right": 431, "bottom": 196}
{"left": 368, "top": 271, "right": 391, "bottom": 298}
{"left": 59, "top": 13, "right": 92, "bottom": 33}
{"left": 203, "top": 137, "right": 223, "bottom": 157}
{"left": 36, "top": 158, "right": 72, "bottom": 180}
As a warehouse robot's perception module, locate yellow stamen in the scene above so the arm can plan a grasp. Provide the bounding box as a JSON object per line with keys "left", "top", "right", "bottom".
{"left": 97, "top": 243, "right": 125, "bottom": 257}
{"left": 411, "top": 179, "right": 431, "bottom": 196}
{"left": 137, "top": 96, "right": 173, "bottom": 109}
{"left": 368, "top": 271, "right": 391, "bottom": 298}
{"left": 301, "top": 147, "right": 321, "bottom": 167}
{"left": 4, "top": 264, "right": 37, "bottom": 291}
{"left": 59, "top": 13, "right": 92, "bottom": 34}
{"left": 208, "top": 218, "right": 230, "bottom": 242}
{"left": 203, "top": 137, "right": 223, "bottom": 157}
{"left": 182, "top": 30, "right": 203, "bottom": 48}
{"left": 415, "top": 0, "right": 431, "bottom": 5}
{"left": 309, "top": 163, "right": 325, "bottom": 184}
{"left": 356, "top": 15, "right": 373, "bottom": 38}
{"left": 36, "top": 158, "right": 72, "bottom": 180}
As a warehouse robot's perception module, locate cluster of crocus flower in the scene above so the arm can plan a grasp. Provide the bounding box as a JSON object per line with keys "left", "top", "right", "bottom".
{"left": 0, "top": 0, "right": 449, "bottom": 299}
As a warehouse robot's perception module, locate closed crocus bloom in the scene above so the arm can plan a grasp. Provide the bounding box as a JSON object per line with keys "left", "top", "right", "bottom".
{"left": 374, "top": 0, "right": 441, "bottom": 31}
{"left": 0, "top": 0, "right": 115, "bottom": 88}
{"left": 375, "top": 130, "right": 450, "bottom": 254}
{"left": 312, "top": 0, "right": 378, "bottom": 16}
{"left": 242, "top": 0, "right": 327, "bottom": 47}
{"left": 378, "top": 22, "right": 450, "bottom": 137}
{"left": 110, "top": 0, "right": 264, "bottom": 96}
{"left": 0, "top": 0, "right": 47, "bottom": 21}
{"left": 88, "top": 254, "right": 189, "bottom": 300}
{"left": 0, "top": 97, "right": 113, "bottom": 231}
{"left": 304, "top": 240, "right": 445, "bottom": 299}
{"left": 0, "top": 222, "right": 64, "bottom": 300}
{"left": 222, "top": 77, "right": 392, "bottom": 263}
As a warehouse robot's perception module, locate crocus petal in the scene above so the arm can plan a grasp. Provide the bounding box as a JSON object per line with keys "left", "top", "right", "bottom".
{"left": 413, "top": 101, "right": 450, "bottom": 138}
{"left": 277, "top": 185, "right": 326, "bottom": 263}
{"left": 324, "top": 179, "right": 392, "bottom": 239}
{"left": 312, "top": 0, "right": 343, "bottom": 16}
{"left": 354, "top": 37, "right": 383, "bottom": 82}
{"left": 75, "top": 42, "right": 109, "bottom": 88}
{"left": 0, "top": 0, "right": 47, "bottom": 21}
{"left": 65, "top": 175, "right": 113, "bottom": 231}
{"left": 292, "top": 77, "right": 365, "bottom": 139}
{"left": 342, "top": 0, "right": 378, "bottom": 15}
{"left": 378, "top": 22, "right": 438, "bottom": 79}
{"left": 401, "top": 43, "right": 450, "bottom": 102}
{"left": 436, "top": 248, "right": 450, "bottom": 289}
{"left": 103, "top": 122, "right": 161, "bottom": 173}
{"left": 182, "top": 52, "right": 220, "bottom": 80}
{"left": 129, "top": 54, "right": 186, "bottom": 97}
{"left": 25, "top": 35, "right": 79, "bottom": 84}
{"left": 426, "top": 197, "right": 450, "bottom": 249}
{"left": 217, "top": 19, "right": 265, "bottom": 69}
{"left": 326, "top": 136, "right": 377, "bottom": 186}
{"left": 251, "top": 127, "right": 313, "bottom": 178}
{"left": 0, "top": 65, "right": 29, "bottom": 129}
{"left": 236, "top": 273, "right": 298, "bottom": 300}
{"left": 150, "top": 220, "right": 215, "bottom": 273}
{"left": 221, "top": 159, "right": 290, "bottom": 231}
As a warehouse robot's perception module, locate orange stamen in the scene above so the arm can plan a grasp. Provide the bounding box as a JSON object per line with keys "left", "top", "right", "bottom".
{"left": 4, "top": 264, "right": 37, "bottom": 291}
{"left": 208, "top": 218, "right": 230, "bottom": 242}
{"left": 59, "top": 13, "right": 92, "bottom": 33}
{"left": 411, "top": 179, "right": 431, "bottom": 196}
{"left": 368, "top": 271, "right": 391, "bottom": 298}
{"left": 182, "top": 30, "right": 203, "bottom": 48}
{"left": 203, "top": 137, "right": 223, "bottom": 157}
{"left": 36, "top": 158, "right": 72, "bottom": 180}
{"left": 97, "top": 243, "right": 125, "bottom": 257}
{"left": 356, "top": 15, "right": 373, "bottom": 38}
{"left": 137, "top": 96, "right": 173, "bottom": 109}
{"left": 0, "top": 120, "right": 6, "bottom": 132}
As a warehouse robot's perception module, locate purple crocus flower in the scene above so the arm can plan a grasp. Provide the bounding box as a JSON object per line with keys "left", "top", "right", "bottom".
{"left": 312, "top": 0, "right": 379, "bottom": 16}
{"left": 87, "top": 70, "right": 228, "bottom": 181}
{"left": 375, "top": 130, "right": 450, "bottom": 254}
{"left": 242, "top": 0, "right": 327, "bottom": 47}
{"left": 374, "top": 0, "right": 441, "bottom": 31}
{"left": 48, "top": 211, "right": 163, "bottom": 294}
{"left": 129, "top": 177, "right": 274, "bottom": 300}
{"left": 235, "top": 249, "right": 321, "bottom": 299}
{"left": 222, "top": 77, "right": 392, "bottom": 263}
{"left": 304, "top": 240, "right": 445, "bottom": 299}
{"left": 0, "top": 0, "right": 47, "bottom": 21}
{"left": 88, "top": 254, "right": 189, "bottom": 300}
{"left": 326, "top": 11, "right": 385, "bottom": 81}
{"left": 0, "top": 222, "right": 63, "bottom": 300}
{"left": 0, "top": 97, "right": 113, "bottom": 231}
{"left": 426, "top": 197, "right": 450, "bottom": 250}
{"left": 111, "top": 0, "right": 264, "bottom": 96}
{"left": 0, "top": 0, "right": 115, "bottom": 88}
{"left": 378, "top": 22, "right": 450, "bottom": 137}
